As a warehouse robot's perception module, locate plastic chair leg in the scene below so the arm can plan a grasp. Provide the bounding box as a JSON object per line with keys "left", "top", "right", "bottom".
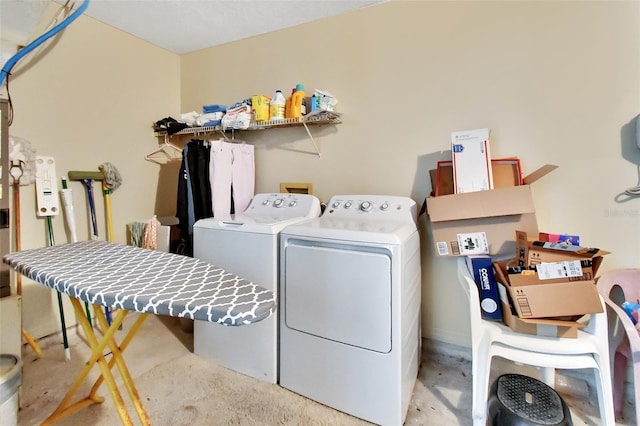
{"left": 540, "top": 366, "right": 555, "bottom": 387}
{"left": 472, "top": 351, "right": 492, "bottom": 424}
{"left": 612, "top": 350, "right": 628, "bottom": 418}
{"left": 594, "top": 362, "right": 617, "bottom": 425}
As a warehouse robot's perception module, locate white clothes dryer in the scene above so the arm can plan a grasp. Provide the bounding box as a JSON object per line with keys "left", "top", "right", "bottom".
{"left": 279, "top": 195, "right": 422, "bottom": 426}
{"left": 193, "top": 193, "right": 321, "bottom": 383}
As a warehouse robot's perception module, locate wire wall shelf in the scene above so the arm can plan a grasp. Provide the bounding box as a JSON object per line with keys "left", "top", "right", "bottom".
{"left": 152, "top": 111, "right": 341, "bottom": 157}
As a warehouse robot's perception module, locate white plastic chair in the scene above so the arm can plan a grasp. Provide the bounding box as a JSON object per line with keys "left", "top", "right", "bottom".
{"left": 456, "top": 257, "right": 616, "bottom": 425}
{"left": 596, "top": 268, "right": 640, "bottom": 422}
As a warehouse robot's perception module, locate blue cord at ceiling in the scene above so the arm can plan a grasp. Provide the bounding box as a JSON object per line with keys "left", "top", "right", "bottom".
{"left": 0, "top": 0, "right": 90, "bottom": 87}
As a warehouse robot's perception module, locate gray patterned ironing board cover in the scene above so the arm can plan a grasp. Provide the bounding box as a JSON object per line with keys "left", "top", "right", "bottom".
{"left": 2, "top": 240, "right": 276, "bottom": 326}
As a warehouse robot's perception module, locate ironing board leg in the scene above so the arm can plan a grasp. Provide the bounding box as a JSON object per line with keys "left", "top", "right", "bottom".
{"left": 42, "top": 299, "right": 150, "bottom": 425}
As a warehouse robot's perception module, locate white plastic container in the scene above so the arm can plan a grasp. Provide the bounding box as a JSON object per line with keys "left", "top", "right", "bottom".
{"left": 0, "top": 354, "right": 22, "bottom": 426}
{"left": 269, "top": 90, "right": 286, "bottom": 121}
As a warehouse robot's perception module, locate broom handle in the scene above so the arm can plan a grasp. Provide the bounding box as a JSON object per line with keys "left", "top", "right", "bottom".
{"left": 85, "top": 179, "right": 99, "bottom": 239}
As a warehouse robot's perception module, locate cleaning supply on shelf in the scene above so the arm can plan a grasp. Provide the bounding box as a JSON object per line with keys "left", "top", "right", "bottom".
{"left": 309, "top": 94, "right": 319, "bottom": 114}
{"left": 286, "top": 84, "right": 306, "bottom": 119}
{"left": 251, "top": 94, "right": 271, "bottom": 122}
{"left": 270, "top": 90, "right": 286, "bottom": 121}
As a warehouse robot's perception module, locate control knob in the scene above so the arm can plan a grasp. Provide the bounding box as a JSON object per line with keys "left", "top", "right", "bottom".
{"left": 360, "top": 201, "right": 372, "bottom": 212}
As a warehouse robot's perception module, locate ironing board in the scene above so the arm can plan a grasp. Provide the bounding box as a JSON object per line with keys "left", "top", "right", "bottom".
{"left": 3, "top": 240, "right": 276, "bottom": 425}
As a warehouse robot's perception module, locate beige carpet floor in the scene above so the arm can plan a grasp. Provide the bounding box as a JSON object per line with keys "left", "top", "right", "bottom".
{"left": 14, "top": 313, "right": 636, "bottom": 425}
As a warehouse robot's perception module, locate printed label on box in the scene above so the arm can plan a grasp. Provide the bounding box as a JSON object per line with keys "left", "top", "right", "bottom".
{"left": 457, "top": 232, "right": 489, "bottom": 255}
{"left": 466, "top": 255, "right": 502, "bottom": 320}
{"left": 536, "top": 261, "right": 583, "bottom": 280}
{"left": 436, "top": 241, "right": 450, "bottom": 256}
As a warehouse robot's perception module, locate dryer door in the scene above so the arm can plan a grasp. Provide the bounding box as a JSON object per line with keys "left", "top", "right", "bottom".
{"left": 283, "top": 240, "right": 392, "bottom": 353}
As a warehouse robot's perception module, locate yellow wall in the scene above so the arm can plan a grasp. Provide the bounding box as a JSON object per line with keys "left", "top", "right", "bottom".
{"left": 5, "top": 1, "right": 640, "bottom": 345}
{"left": 180, "top": 1, "right": 640, "bottom": 345}
{"left": 6, "top": 3, "right": 180, "bottom": 338}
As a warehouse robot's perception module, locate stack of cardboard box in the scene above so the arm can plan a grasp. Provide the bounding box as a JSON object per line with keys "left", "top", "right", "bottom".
{"left": 426, "top": 139, "right": 607, "bottom": 338}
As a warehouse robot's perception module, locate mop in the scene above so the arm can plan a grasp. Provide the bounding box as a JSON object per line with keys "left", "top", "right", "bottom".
{"left": 35, "top": 155, "right": 71, "bottom": 360}
{"left": 98, "top": 162, "right": 122, "bottom": 243}
{"left": 8, "top": 136, "right": 42, "bottom": 358}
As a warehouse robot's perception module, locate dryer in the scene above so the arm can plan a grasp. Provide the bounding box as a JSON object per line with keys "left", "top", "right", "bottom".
{"left": 193, "top": 193, "right": 320, "bottom": 383}
{"left": 279, "top": 195, "right": 422, "bottom": 426}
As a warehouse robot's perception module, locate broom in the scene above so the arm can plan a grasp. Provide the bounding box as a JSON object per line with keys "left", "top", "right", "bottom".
{"left": 68, "top": 164, "right": 122, "bottom": 326}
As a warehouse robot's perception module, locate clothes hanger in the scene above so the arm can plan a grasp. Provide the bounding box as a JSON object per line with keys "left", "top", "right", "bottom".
{"left": 144, "top": 138, "right": 183, "bottom": 165}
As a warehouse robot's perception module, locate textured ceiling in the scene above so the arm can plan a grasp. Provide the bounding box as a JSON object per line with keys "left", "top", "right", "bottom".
{"left": 1, "top": 0, "right": 386, "bottom": 55}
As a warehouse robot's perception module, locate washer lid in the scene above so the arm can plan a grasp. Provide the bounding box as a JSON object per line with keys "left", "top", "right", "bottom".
{"left": 194, "top": 215, "right": 319, "bottom": 234}
{"left": 194, "top": 193, "right": 321, "bottom": 234}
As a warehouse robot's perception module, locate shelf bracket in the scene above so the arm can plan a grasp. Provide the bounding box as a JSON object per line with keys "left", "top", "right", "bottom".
{"left": 301, "top": 121, "right": 321, "bottom": 158}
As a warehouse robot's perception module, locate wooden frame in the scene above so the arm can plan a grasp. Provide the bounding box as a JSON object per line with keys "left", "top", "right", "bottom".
{"left": 279, "top": 182, "right": 313, "bottom": 195}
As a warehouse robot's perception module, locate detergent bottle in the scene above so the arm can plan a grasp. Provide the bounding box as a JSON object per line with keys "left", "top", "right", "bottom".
{"left": 286, "top": 84, "right": 305, "bottom": 119}
{"left": 270, "top": 90, "right": 286, "bottom": 121}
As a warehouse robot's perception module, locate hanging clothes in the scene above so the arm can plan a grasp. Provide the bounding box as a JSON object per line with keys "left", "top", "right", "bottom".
{"left": 175, "top": 139, "right": 212, "bottom": 256}
{"left": 209, "top": 140, "right": 254, "bottom": 217}
{"left": 175, "top": 138, "right": 255, "bottom": 256}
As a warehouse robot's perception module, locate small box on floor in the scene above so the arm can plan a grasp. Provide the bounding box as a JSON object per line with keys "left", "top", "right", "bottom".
{"left": 466, "top": 255, "right": 502, "bottom": 320}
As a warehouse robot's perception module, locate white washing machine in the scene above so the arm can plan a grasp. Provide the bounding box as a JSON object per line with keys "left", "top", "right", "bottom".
{"left": 193, "top": 193, "right": 321, "bottom": 383}
{"left": 279, "top": 195, "right": 422, "bottom": 426}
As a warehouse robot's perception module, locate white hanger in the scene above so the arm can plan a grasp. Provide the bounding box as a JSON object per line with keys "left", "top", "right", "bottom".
{"left": 144, "top": 139, "right": 183, "bottom": 165}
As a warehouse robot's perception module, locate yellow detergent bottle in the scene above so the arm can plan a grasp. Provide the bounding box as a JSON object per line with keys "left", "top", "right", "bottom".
{"left": 286, "top": 84, "right": 305, "bottom": 119}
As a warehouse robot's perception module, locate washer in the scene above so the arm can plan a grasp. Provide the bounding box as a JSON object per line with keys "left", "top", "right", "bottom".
{"left": 193, "top": 193, "right": 321, "bottom": 383}
{"left": 279, "top": 195, "right": 422, "bottom": 426}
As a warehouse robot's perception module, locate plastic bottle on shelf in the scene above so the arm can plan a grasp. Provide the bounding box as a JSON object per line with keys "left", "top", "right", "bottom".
{"left": 270, "top": 90, "right": 286, "bottom": 122}
{"left": 288, "top": 84, "right": 306, "bottom": 119}
{"left": 309, "top": 94, "right": 319, "bottom": 114}
{"left": 285, "top": 87, "right": 295, "bottom": 119}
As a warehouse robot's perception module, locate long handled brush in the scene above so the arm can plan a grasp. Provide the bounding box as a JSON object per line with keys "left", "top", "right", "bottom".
{"left": 60, "top": 177, "right": 92, "bottom": 328}
{"left": 67, "top": 170, "right": 113, "bottom": 325}
{"left": 68, "top": 171, "right": 103, "bottom": 240}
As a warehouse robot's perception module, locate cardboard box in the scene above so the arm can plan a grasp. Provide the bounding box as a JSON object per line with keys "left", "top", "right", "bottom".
{"left": 451, "top": 128, "right": 493, "bottom": 194}
{"left": 433, "top": 158, "right": 522, "bottom": 197}
{"left": 467, "top": 256, "right": 502, "bottom": 320}
{"left": 515, "top": 230, "right": 608, "bottom": 277}
{"left": 426, "top": 164, "right": 558, "bottom": 256}
{"left": 497, "top": 283, "right": 585, "bottom": 338}
{"left": 507, "top": 259, "right": 595, "bottom": 285}
{"left": 495, "top": 238, "right": 606, "bottom": 319}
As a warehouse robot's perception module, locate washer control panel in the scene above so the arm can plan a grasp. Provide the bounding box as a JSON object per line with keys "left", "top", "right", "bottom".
{"left": 324, "top": 195, "right": 416, "bottom": 220}
{"left": 244, "top": 193, "right": 321, "bottom": 219}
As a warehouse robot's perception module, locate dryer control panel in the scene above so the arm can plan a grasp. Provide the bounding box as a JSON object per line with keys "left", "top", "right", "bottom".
{"left": 244, "top": 193, "right": 321, "bottom": 220}
{"left": 323, "top": 195, "right": 417, "bottom": 222}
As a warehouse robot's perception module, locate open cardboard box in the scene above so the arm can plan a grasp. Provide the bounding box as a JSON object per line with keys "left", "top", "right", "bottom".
{"left": 515, "top": 230, "right": 609, "bottom": 275}
{"left": 496, "top": 282, "right": 586, "bottom": 338}
{"left": 426, "top": 164, "right": 557, "bottom": 256}
{"left": 432, "top": 158, "right": 523, "bottom": 197}
{"left": 493, "top": 234, "right": 606, "bottom": 319}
